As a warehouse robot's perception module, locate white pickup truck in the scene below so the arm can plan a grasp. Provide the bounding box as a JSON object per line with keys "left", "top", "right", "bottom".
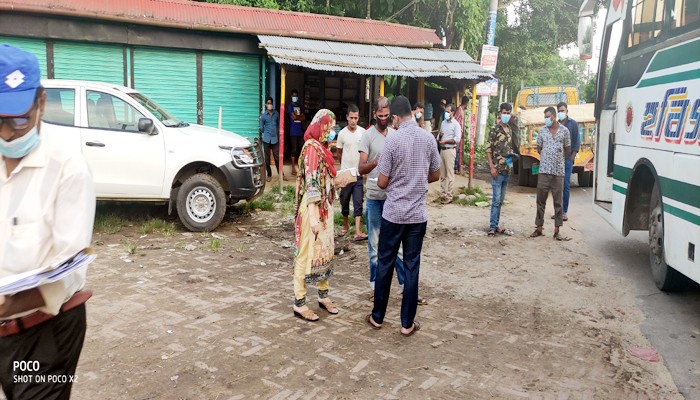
{"left": 41, "top": 80, "right": 265, "bottom": 232}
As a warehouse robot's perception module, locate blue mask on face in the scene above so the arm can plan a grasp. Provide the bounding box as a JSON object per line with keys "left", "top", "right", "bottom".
{"left": 444, "top": 111, "right": 451, "bottom": 121}
{"left": 292, "top": 96, "right": 299, "bottom": 103}
{"left": 0, "top": 113, "right": 40, "bottom": 159}
{"left": 500, "top": 114, "right": 511, "bottom": 124}
{"left": 326, "top": 130, "right": 337, "bottom": 142}
{"left": 544, "top": 117, "right": 553, "bottom": 127}
{"left": 415, "top": 112, "right": 423, "bottom": 120}
{"left": 557, "top": 112, "right": 566, "bottom": 121}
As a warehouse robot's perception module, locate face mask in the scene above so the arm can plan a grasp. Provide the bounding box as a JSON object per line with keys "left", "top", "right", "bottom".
{"left": 377, "top": 117, "right": 389, "bottom": 131}
{"left": 557, "top": 112, "right": 566, "bottom": 121}
{"left": 326, "top": 130, "right": 337, "bottom": 142}
{"left": 0, "top": 113, "right": 40, "bottom": 159}
{"left": 544, "top": 117, "right": 553, "bottom": 127}
{"left": 415, "top": 112, "right": 422, "bottom": 120}
{"left": 266, "top": 104, "right": 273, "bottom": 111}
{"left": 292, "top": 96, "right": 299, "bottom": 103}
{"left": 500, "top": 114, "right": 511, "bottom": 124}
{"left": 444, "top": 111, "right": 451, "bottom": 121}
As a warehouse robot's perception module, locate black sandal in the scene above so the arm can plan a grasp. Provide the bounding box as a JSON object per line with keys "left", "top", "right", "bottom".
{"left": 487, "top": 228, "right": 496, "bottom": 237}
{"left": 553, "top": 232, "right": 571, "bottom": 241}
{"left": 530, "top": 229, "right": 544, "bottom": 238}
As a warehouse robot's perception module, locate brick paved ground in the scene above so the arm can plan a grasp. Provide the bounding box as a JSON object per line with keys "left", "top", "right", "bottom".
{"left": 65, "top": 182, "right": 682, "bottom": 399}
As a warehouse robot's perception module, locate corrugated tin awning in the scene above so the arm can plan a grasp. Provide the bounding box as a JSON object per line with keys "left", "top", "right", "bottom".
{"left": 258, "top": 35, "right": 493, "bottom": 81}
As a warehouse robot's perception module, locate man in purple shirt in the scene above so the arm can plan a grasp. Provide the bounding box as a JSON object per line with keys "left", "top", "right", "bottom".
{"left": 365, "top": 96, "right": 441, "bottom": 337}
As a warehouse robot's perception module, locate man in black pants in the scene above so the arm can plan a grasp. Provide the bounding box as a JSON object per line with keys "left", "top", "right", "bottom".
{"left": 260, "top": 96, "right": 280, "bottom": 182}
{"left": 0, "top": 44, "right": 96, "bottom": 399}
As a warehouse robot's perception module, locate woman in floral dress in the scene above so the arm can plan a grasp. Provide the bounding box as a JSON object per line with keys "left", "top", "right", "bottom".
{"left": 292, "top": 109, "right": 340, "bottom": 321}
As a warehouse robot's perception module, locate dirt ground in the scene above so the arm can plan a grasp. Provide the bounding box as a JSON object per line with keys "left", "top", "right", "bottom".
{"left": 66, "top": 172, "right": 682, "bottom": 400}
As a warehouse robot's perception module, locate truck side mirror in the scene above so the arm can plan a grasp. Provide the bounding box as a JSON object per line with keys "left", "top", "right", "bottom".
{"left": 138, "top": 118, "right": 156, "bottom": 135}
{"left": 578, "top": 15, "right": 593, "bottom": 60}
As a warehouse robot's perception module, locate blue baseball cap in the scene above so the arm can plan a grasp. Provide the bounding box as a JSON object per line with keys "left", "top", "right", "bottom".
{"left": 0, "top": 44, "right": 41, "bottom": 116}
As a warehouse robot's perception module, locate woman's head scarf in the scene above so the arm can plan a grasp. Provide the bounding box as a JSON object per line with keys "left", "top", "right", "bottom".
{"left": 304, "top": 109, "right": 336, "bottom": 143}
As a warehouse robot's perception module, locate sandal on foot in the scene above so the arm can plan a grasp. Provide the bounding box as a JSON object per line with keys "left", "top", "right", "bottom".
{"left": 487, "top": 228, "right": 496, "bottom": 237}
{"left": 401, "top": 320, "right": 421, "bottom": 337}
{"left": 553, "top": 232, "right": 571, "bottom": 241}
{"left": 417, "top": 297, "right": 428, "bottom": 306}
{"left": 338, "top": 228, "right": 348, "bottom": 237}
{"left": 354, "top": 233, "right": 368, "bottom": 241}
{"left": 365, "top": 314, "right": 382, "bottom": 330}
{"left": 530, "top": 229, "right": 544, "bottom": 238}
{"left": 318, "top": 299, "right": 339, "bottom": 314}
{"left": 293, "top": 307, "right": 319, "bottom": 322}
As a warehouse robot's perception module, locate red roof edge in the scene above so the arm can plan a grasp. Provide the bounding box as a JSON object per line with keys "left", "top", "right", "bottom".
{"left": 1, "top": 0, "right": 442, "bottom": 48}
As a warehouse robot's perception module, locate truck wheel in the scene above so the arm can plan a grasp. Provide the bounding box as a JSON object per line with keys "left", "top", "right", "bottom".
{"left": 528, "top": 172, "right": 538, "bottom": 188}
{"left": 648, "top": 182, "right": 688, "bottom": 291}
{"left": 517, "top": 162, "right": 529, "bottom": 186}
{"left": 176, "top": 173, "right": 227, "bottom": 232}
{"left": 578, "top": 171, "right": 593, "bottom": 187}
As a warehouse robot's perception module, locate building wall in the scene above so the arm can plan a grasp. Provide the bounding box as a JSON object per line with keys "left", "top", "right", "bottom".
{"left": 0, "top": 14, "right": 263, "bottom": 138}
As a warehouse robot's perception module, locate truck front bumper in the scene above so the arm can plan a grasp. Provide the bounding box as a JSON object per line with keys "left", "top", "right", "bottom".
{"left": 219, "top": 139, "right": 266, "bottom": 202}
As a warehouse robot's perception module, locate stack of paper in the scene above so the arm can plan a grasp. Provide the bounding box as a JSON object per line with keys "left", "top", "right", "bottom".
{"left": 0, "top": 249, "right": 96, "bottom": 296}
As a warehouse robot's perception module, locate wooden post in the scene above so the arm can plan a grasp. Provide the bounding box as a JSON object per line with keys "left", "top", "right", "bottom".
{"left": 418, "top": 77, "right": 425, "bottom": 103}
{"left": 468, "top": 82, "right": 478, "bottom": 189}
{"left": 279, "top": 65, "right": 286, "bottom": 193}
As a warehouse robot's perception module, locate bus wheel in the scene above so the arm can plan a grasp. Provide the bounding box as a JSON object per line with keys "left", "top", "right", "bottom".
{"left": 517, "top": 163, "right": 530, "bottom": 186}
{"left": 648, "top": 182, "right": 688, "bottom": 292}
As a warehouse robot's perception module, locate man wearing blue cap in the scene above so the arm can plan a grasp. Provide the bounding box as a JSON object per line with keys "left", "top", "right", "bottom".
{"left": 0, "top": 44, "right": 95, "bottom": 399}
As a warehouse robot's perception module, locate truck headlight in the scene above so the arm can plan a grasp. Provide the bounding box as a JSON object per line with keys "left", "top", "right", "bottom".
{"left": 231, "top": 147, "right": 255, "bottom": 166}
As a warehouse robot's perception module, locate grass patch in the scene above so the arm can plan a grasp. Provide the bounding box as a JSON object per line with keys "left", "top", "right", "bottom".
{"left": 453, "top": 186, "right": 491, "bottom": 206}
{"left": 141, "top": 218, "right": 175, "bottom": 235}
{"left": 95, "top": 214, "right": 126, "bottom": 234}
{"left": 126, "top": 242, "right": 137, "bottom": 255}
{"left": 233, "top": 185, "right": 296, "bottom": 215}
{"left": 210, "top": 238, "right": 221, "bottom": 251}
{"left": 333, "top": 210, "right": 367, "bottom": 236}
{"left": 175, "top": 242, "right": 185, "bottom": 250}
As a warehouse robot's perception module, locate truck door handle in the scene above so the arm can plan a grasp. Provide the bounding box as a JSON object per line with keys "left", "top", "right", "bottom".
{"left": 85, "top": 141, "right": 105, "bottom": 147}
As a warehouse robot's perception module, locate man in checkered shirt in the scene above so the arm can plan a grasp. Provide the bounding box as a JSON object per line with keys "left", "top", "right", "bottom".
{"left": 365, "top": 96, "right": 440, "bottom": 337}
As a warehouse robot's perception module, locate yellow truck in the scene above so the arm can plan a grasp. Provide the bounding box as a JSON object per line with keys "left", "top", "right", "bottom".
{"left": 513, "top": 85, "right": 580, "bottom": 110}
{"left": 515, "top": 103, "right": 595, "bottom": 187}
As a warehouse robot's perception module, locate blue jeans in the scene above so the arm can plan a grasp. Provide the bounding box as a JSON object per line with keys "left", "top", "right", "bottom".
{"left": 489, "top": 173, "right": 509, "bottom": 230}
{"left": 563, "top": 158, "right": 574, "bottom": 214}
{"left": 372, "top": 219, "right": 427, "bottom": 329}
{"left": 366, "top": 199, "right": 405, "bottom": 289}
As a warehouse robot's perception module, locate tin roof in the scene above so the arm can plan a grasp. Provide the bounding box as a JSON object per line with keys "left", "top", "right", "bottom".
{"left": 258, "top": 35, "right": 493, "bottom": 80}
{"left": 1, "top": 0, "right": 441, "bottom": 48}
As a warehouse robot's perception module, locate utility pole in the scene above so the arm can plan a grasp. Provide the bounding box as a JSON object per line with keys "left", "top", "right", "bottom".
{"left": 476, "top": 0, "right": 498, "bottom": 145}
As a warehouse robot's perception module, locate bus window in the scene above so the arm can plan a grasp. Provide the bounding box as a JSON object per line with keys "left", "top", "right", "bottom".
{"left": 628, "top": 0, "right": 666, "bottom": 48}
{"left": 671, "top": 0, "right": 700, "bottom": 30}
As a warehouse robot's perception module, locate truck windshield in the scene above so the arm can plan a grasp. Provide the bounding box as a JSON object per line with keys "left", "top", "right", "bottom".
{"left": 128, "top": 93, "right": 189, "bottom": 128}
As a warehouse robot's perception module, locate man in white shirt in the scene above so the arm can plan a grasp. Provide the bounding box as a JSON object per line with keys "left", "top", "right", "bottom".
{"left": 0, "top": 44, "right": 96, "bottom": 399}
{"left": 336, "top": 104, "right": 367, "bottom": 240}
{"left": 438, "top": 103, "right": 462, "bottom": 203}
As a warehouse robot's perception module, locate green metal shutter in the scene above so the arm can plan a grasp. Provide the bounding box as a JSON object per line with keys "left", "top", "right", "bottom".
{"left": 202, "top": 52, "right": 260, "bottom": 138}
{"left": 133, "top": 47, "right": 197, "bottom": 124}
{"left": 0, "top": 36, "right": 47, "bottom": 79}
{"left": 53, "top": 42, "right": 124, "bottom": 85}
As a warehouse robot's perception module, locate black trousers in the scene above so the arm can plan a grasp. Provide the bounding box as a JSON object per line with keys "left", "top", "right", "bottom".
{"left": 263, "top": 141, "right": 280, "bottom": 177}
{"left": 372, "top": 219, "right": 427, "bottom": 329}
{"left": 0, "top": 305, "right": 87, "bottom": 400}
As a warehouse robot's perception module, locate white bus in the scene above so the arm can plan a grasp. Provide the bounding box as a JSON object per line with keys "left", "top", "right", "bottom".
{"left": 578, "top": 0, "right": 700, "bottom": 291}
